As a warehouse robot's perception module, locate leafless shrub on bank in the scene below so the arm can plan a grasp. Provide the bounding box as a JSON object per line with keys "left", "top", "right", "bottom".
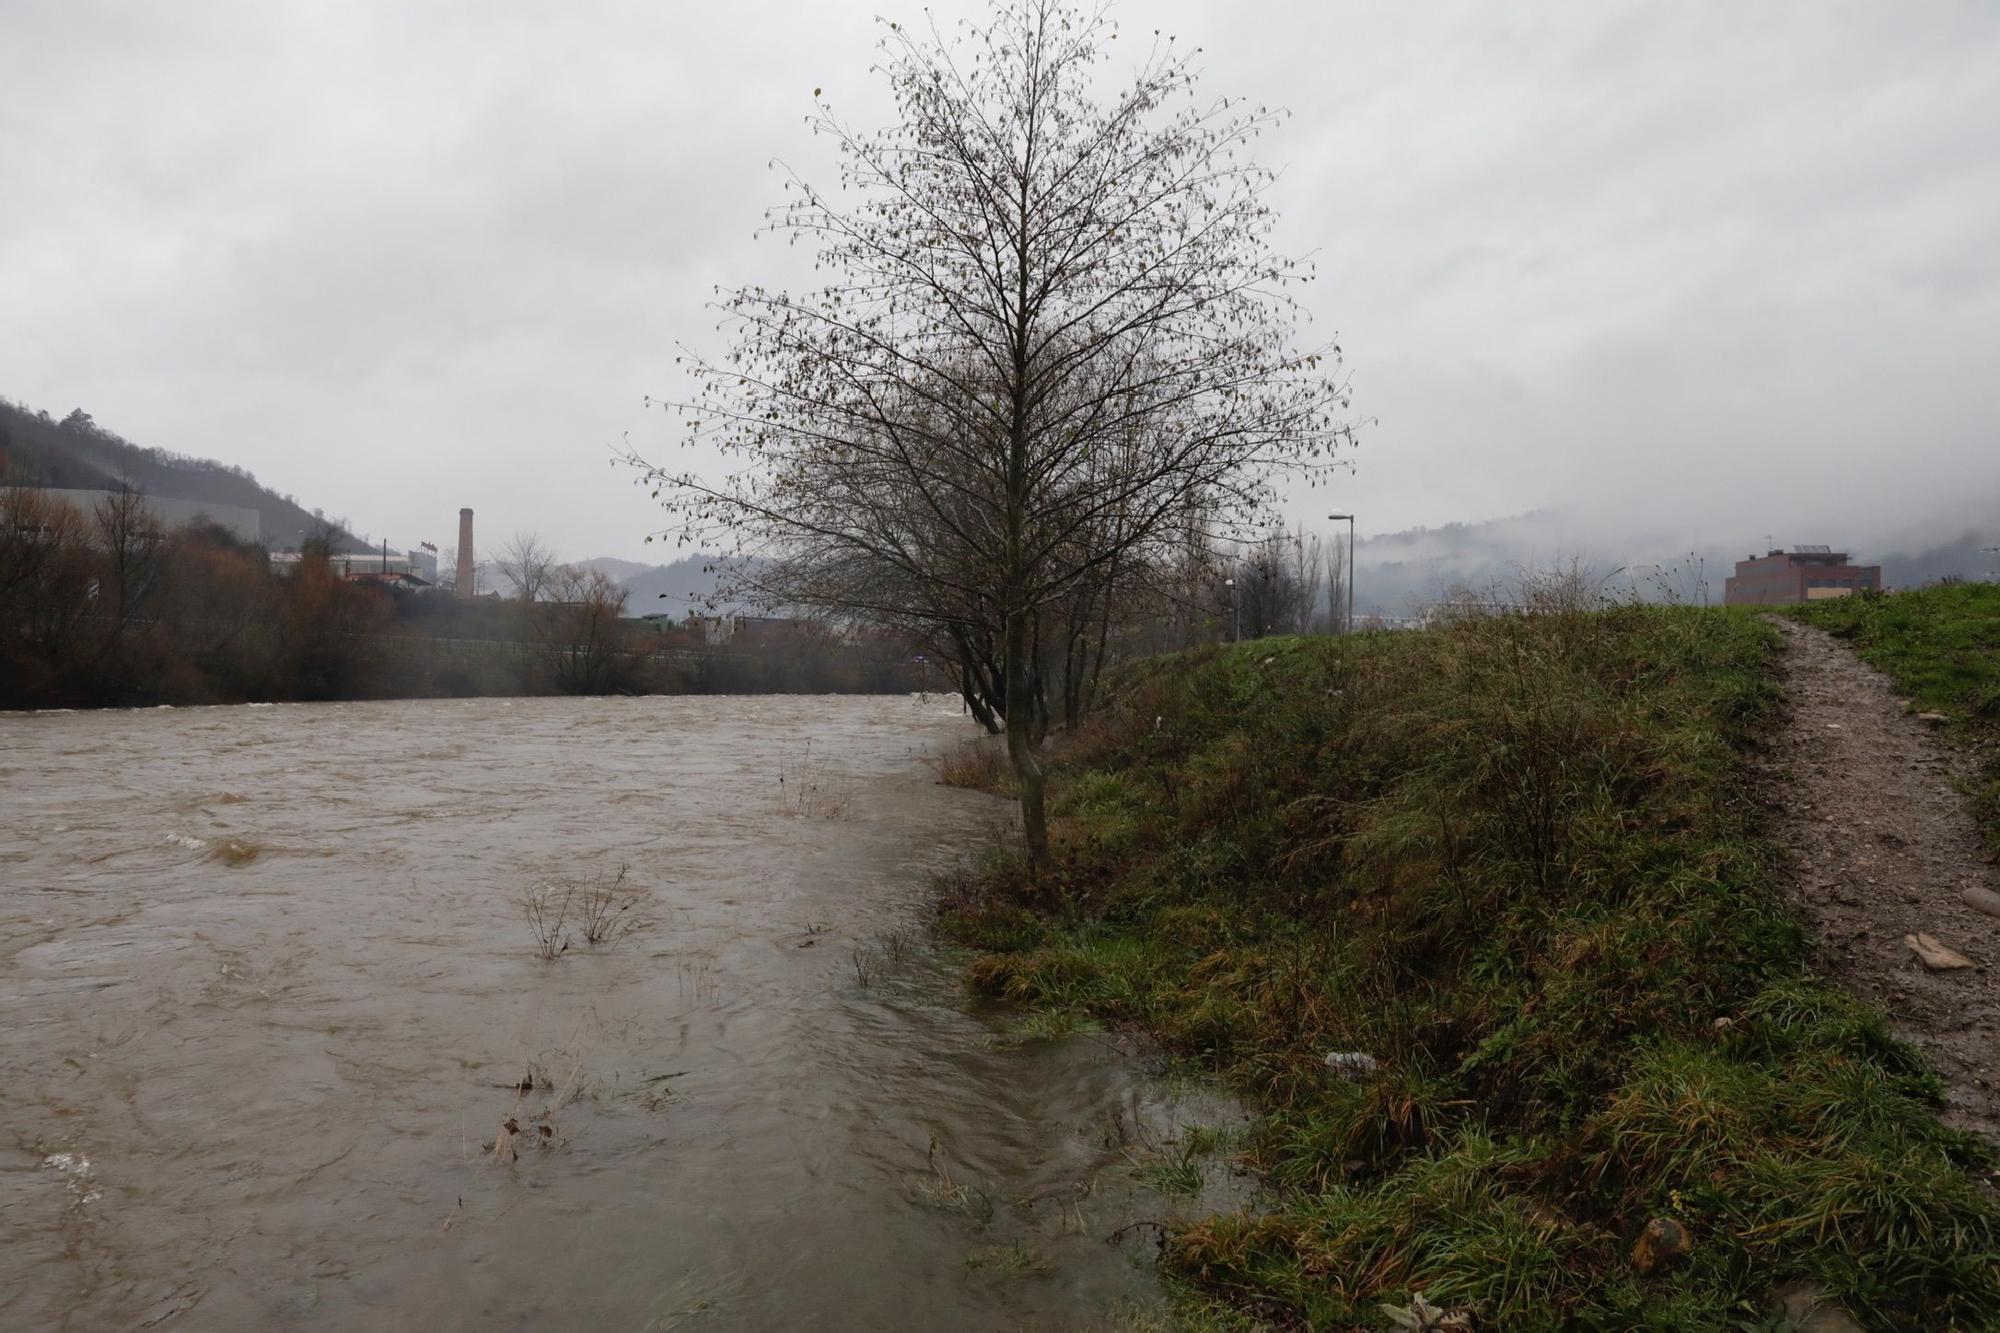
{"left": 934, "top": 740, "right": 1009, "bottom": 791}
{"left": 879, "top": 926, "right": 915, "bottom": 964}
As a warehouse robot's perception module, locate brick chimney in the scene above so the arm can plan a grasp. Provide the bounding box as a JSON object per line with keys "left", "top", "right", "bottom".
{"left": 456, "top": 508, "right": 475, "bottom": 599}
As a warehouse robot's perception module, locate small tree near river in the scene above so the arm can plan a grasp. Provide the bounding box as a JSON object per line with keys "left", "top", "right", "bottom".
{"left": 628, "top": 0, "right": 1357, "bottom": 876}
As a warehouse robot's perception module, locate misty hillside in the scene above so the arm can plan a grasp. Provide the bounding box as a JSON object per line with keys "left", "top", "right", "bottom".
{"left": 1346, "top": 512, "right": 1999, "bottom": 617}
{"left": 1879, "top": 530, "right": 2000, "bottom": 588}
{"left": 0, "top": 396, "right": 370, "bottom": 552}
{"left": 575, "top": 556, "right": 655, "bottom": 584}
{"left": 580, "top": 552, "right": 749, "bottom": 616}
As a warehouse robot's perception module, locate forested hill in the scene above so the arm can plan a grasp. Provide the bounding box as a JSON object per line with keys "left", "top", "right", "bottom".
{"left": 0, "top": 396, "right": 368, "bottom": 552}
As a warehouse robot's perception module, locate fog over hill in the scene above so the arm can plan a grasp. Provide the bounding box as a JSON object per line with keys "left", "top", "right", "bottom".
{"left": 579, "top": 553, "right": 745, "bottom": 617}
{"left": 1344, "top": 511, "right": 2000, "bottom": 618}
{"left": 1, "top": 396, "right": 372, "bottom": 552}
{"left": 592, "top": 514, "right": 1999, "bottom": 628}
{"left": 9, "top": 393, "right": 1988, "bottom": 622}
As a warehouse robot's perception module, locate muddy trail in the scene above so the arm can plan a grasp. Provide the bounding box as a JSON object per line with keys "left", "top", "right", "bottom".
{"left": 1762, "top": 618, "right": 2000, "bottom": 1141}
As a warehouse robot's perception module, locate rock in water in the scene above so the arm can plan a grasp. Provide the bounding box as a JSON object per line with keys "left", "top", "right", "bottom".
{"left": 1905, "top": 932, "right": 1976, "bottom": 971}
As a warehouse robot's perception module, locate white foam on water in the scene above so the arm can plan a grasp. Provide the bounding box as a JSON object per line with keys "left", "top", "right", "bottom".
{"left": 163, "top": 833, "right": 207, "bottom": 850}
{"left": 42, "top": 1152, "right": 102, "bottom": 1204}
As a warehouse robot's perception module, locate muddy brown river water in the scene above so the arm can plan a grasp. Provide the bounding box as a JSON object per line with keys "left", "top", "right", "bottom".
{"left": 1, "top": 696, "right": 1239, "bottom": 1331}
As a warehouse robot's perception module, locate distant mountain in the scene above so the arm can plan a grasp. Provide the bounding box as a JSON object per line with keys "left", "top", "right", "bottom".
{"left": 1342, "top": 510, "right": 2000, "bottom": 616}
{"left": 575, "top": 556, "right": 656, "bottom": 584}
{"left": 1342, "top": 511, "right": 1752, "bottom": 617}
{"left": 0, "top": 396, "right": 370, "bottom": 552}
{"left": 598, "top": 515, "right": 1999, "bottom": 626}
{"left": 582, "top": 552, "right": 755, "bottom": 616}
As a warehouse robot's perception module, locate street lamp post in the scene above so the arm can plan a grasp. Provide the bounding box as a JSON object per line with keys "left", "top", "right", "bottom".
{"left": 1328, "top": 513, "right": 1355, "bottom": 633}
{"left": 1223, "top": 577, "right": 1238, "bottom": 643}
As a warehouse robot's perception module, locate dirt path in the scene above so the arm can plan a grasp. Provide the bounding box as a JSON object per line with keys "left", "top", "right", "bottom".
{"left": 1762, "top": 618, "right": 2000, "bottom": 1141}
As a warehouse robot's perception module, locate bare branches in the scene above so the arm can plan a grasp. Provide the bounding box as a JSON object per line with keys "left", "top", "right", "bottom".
{"left": 496, "top": 533, "right": 558, "bottom": 604}
{"left": 624, "top": 0, "right": 1359, "bottom": 871}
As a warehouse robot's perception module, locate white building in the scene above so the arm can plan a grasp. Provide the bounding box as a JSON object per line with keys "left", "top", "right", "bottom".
{"left": 268, "top": 548, "right": 439, "bottom": 582}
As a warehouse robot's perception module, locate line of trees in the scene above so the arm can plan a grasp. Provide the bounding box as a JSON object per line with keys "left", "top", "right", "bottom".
{"left": 0, "top": 482, "right": 401, "bottom": 707}
{"left": 628, "top": 0, "right": 1357, "bottom": 872}
{"left": 0, "top": 486, "right": 921, "bottom": 709}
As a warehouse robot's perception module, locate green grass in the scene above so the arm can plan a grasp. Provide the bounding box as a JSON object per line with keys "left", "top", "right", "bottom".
{"left": 1791, "top": 582, "right": 2000, "bottom": 850}
{"left": 1138, "top": 1136, "right": 1211, "bottom": 1199}
{"left": 941, "top": 605, "right": 2000, "bottom": 1329}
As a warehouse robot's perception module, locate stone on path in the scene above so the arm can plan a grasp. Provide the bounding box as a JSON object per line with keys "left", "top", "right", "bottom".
{"left": 1905, "top": 932, "right": 1976, "bottom": 971}
{"left": 1962, "top": 886, "right": 2000, "bottom": 919}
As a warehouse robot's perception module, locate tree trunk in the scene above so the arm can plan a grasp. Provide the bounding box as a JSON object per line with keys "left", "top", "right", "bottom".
{"left": 1062, "top": 623, "right": 1084, "bottom": 731}
{"left": 1004, "top": 598, "right": 1051, "bottom": 877}
{"left": 1029, "top": 612, "right": 1051, "bottom": 747}
{"left": 960, "top": 663, "right": 1000, "bottom": 733}
{"left": 1085, "top": 580, "right": 1115, "bottom": 717}
{"left": 948, "top": 622, "right": 1005, "bottom": 732}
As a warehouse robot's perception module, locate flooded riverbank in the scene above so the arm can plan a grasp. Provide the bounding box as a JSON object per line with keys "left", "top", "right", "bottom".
{"left": 1, "top": 695, "right": 1240, "bottom": 1330}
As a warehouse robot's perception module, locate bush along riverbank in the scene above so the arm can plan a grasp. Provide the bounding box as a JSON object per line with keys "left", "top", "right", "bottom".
{"left": 938, "top": 606, "right": 2000, "bottom": 1329}
{"left": 1792, "top": 582, "right": 2000, "bottom": 854}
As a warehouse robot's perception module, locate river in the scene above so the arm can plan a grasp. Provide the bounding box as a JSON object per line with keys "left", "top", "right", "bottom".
{"left": 1, "top": 695, "right": 1238, "bottom": 1331}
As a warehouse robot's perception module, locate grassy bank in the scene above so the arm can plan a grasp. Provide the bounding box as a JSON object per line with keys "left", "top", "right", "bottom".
{"left": 939, "top": 606, "right": 2000, "bottom": 1328}
{"left": 1792, "top": 583, "right": 2000, "bottom": 852}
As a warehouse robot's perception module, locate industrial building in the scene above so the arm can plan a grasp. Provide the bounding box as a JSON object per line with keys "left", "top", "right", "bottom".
{"left": 1724, "top": 546, "right": 1882, "bottom": 605}
{"left": 268, "top": 547, "right": 439, "bottom": 583}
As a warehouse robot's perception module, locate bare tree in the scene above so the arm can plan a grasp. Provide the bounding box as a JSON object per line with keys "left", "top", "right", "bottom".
{"left": 1, "top": 485, "right": 84, "bottom": 611}
{"left": 496, "top": 532, "right": 558, "bottom": 603}
{"left": 0, "top": 485, "right": 94, "bottom": 668}
{"left": 435, "top": 544, "right": 489, "bottom": 598}
{"left": 92, "top": 480, "right": 166, "bottom": 636}
{"left": 628, "top": 1, "right": 1356, "bottom": 874}
{"left": 534, "top": 565, "right": 633, "bottom": 693}
{"left": 1228, "top": 524, "right": 1323, "bottom": 640}
{"left": 1326, "top": 531, "right": 1347, "bottom": 634}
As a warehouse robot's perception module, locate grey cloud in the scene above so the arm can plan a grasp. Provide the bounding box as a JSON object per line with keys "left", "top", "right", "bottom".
{"left": 2, "top": 0, "right": 1995, "bottom": 568}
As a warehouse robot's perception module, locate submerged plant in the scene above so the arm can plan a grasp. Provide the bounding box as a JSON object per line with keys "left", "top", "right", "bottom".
{"left": 777, "top": 738, "right": 856, "bottom": 819}
{"left": 575, "top": 863, "right": 653, "bottom": 947}
{"left": 519, "top": 878, "right": 573, "bottom": 959}
{"left": 521, "top": 863, "right": 655, "bottom": 957}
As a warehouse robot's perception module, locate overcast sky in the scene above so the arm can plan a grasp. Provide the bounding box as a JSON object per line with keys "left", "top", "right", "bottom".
{"left": 4, "top": 0, "right": 1996, "bottom": 567}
